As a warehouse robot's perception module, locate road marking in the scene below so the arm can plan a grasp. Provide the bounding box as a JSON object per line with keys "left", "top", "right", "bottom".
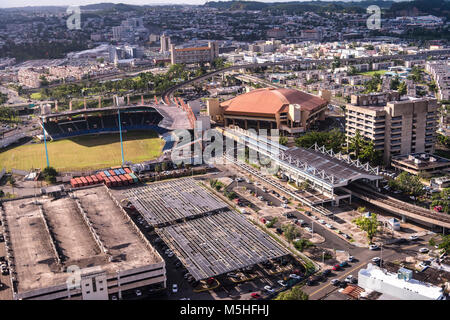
{"left": 309, "top": 262, "right": 366, "bottom": 298}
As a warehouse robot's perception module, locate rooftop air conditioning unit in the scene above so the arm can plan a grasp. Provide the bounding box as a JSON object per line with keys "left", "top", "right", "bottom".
{"left": 414, "top": 159, "right": 422, "bottom": 164}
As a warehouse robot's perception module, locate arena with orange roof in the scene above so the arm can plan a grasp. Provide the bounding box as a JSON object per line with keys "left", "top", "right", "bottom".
{"left": 207, "top": 87, "right": 329, "bottom": 136}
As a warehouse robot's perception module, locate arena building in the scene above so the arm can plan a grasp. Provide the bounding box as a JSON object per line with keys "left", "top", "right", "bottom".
{"left": 207, "top": 88, "right": 328, "bottom": 136}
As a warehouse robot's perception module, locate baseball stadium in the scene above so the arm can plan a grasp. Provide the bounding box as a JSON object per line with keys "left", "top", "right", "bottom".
{"left": 0, "top": 103, "right": 193, "bottom": 171}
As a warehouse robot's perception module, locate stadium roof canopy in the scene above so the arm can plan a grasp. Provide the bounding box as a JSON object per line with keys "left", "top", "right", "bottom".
{"left": 280, "top": 143, "right": 382, "bottom": 188}
{"left": 40, "top": 104, "right": 193, "bottom": 130}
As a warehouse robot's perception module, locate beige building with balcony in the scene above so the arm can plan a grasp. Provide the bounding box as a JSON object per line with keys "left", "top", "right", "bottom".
{"left": 170, "top": 41, "right": 219, "bottom": 65}
{"left": 345, "top": 92, "right": 439, "bottom": 164}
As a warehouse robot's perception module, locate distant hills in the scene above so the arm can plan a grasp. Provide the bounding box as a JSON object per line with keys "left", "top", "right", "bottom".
{"left": 387, "top": 0, "right": 450, "bottom": 18}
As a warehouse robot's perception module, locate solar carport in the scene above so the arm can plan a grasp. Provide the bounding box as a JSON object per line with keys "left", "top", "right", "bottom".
{"left": 156, "top": 210, "right": 289, "bottom": 281}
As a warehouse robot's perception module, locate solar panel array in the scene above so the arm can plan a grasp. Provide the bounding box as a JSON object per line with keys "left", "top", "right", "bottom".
{"left": 156, "top": 210, "right": 289, "bottom": 281}
{"left": 124, "top": 178, "right": 228, "bottom": 226}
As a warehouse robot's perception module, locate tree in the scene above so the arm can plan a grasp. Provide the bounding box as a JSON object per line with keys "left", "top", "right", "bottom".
{"left": 398, "top": 81, "right": 407, "bottom": 96}
{"left": 279, "top": 136, "right": 288, "bottom": 146}
{"left": 392, "top": 172, "right": 425, "bottom": 199}
{"left": 347, "top": 130, "right": 364, "bottom": 159}
{"left": 281, "top": 223, "right": 300, "bottom": 243}
{"left": 353, "top": 213, "right": 379, "bottom": 244}
{"left": 438, "top": 235, "right": 449, "bottom": 254}
{"left": 275, "top": 286, "right": 309, "bottom": 300}
{"left": 295, "top": 129, "right": 345, "bottom": 152}
{"left": 390, "top": 75, "right": 400, "bottom": 90}
{"left": 42, "top": 166, "right": 57, "bottom": 184}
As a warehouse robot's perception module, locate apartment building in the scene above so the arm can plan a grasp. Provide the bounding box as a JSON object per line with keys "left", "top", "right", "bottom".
{"left": 160, "top": 34, "right": 171, "bottom": 53}
{"left": 426, "top": 61, "right": 450, "bottom": 101}
{"left": 170, "top": 41, "right": 219, "bottom": 65}
{"left": 345, "top": 92, "right": 439, "bottom": 164}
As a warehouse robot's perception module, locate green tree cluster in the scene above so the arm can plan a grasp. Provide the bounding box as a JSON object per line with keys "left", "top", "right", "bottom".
{"left": 353, "top": 213, "right": 379, "bottom": 244}
{"left": 294, "top": 129, "right": 345, "bottom": 152}
{"left": 275, "top": 286, "right": 309, "bottom": 300}
{"left": 389, "top": 172, "right": 425, "bottom": 199}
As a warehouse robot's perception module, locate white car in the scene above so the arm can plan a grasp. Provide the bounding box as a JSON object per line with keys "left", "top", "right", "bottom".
{"left": 305, "top": 227, "right": 313, "bottom": 233}
{"left": 369, "top": 244, "right": 379, "bottom": 250}
{"left": 311, "top": 216, "right": 318, "bottom": 220}
{"left": 172, "top": 284, "right": 178, "bottom": 293}
{"left": 318, "top": 219, "right": 326, "bottom": 224}
{"left": 409, "top": 235, "right": 419, "bottom": 241}
{"left": 348, "top": 256, "right": 355, "bottom": 262}
{"left": 325, "top": 223, "right": 334, "bottom": 229}
{"left": 344, "top": 275, "right": 353, "bottom": 283}
{"left": 372, "top": 257, "right": 381, "bottom": 264}
{"left": 135, "top": 289, "right": 142, "bottom": 297}
{"left": 111, "top": 295, "right": 118, "bottom": 300}
{"left": 277, "top": 280, "right": 288, "bottom": 287}
{"left": 289, "top": 274, "right": 301, "bottom": 280}
{"left": 419, "top": 247, "right": 429, "bottom": 253}
{"left": 281, "top": 203, "right": 287, "bottom": 208}
{"left": 264, "top": 285, "right": 275, "bottom": 293}
{"left": 167, "top": 252, "right": 174, "bottom": 258}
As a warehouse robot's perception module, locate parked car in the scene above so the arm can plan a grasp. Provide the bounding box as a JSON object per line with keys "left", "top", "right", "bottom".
{"left": 409, "top": 235, "right": 419, "bottom": 241}
{"left": 322, "top": 269, "right": 331, "bottom": 277}
{"left": 339, "top": 261, "right": 348, "bottom": 268}
{"left": 305, "top": 227, "right": 313, "bottom": 233}
{"left": 172, "top": 284, "right": 178, "bottom": 293}
{"left": 325, "top": 223, "right": 334, "bottom": 229}
{"left": 330, "top": 279, "right": 340, "bottom": 286}
{"left": 332, "top": 264, "right": 340, "bottom": 271}
{"left": 277, "top": 280, "right": 288, "bottom": 287}
{"left": 111, "top": 295, "right": 118, "bottom": 300}
{"left": 250, "top": 292, "right": 261, "bottom": 299}
{"left": 419, "top": 247, "right": 429, "bottom": 253}
{"left": 318, "top": 219, "right": 326, "bottom": 224}
{"left": 264, "top": 285, "right": 275, "bottom": 293}
{"left": 372, "top": 257, "right": 381, "bottom": 264}
{"left": 135, "top": 289, "right": 142, "bottom": 297}
{"left": 289, "top": 274, "right": 302, "bottom": 280}
{"left": 348, "top": 256, "right": 355, "bottom": 262}
{"left": 344, "top": 275, "right": 354, "bottom": 283}
{"left": 369, "top": 244, "right": 379, "bottom": 250}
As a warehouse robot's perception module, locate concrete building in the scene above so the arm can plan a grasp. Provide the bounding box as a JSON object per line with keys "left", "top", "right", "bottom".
{"left": 160, "top": 34, "right": 171, "bottom": 53}
{"left": 170, "top": 41, "right": 219, "bottom": 65}
{"left": 345, "top": 92, "right": 438, "bottom": 164}
{"left": 0, "top": 186, "right": 166, "bottom": 300}
{"left": 426, "top": 61, "right": 450, "bottom": 101}
{"left": 358, "top": 264, "right": 445, "bottom": 300}
{"left": 209, "top": 87, "right": 328, "bottom": 136}
{"left": 391, "top": 153, "right": 450, "bottom": 177}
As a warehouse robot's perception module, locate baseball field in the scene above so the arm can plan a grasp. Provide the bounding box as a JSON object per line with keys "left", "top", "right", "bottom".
{"left": 0, "top": 130, "right": 164, "bottom": 172}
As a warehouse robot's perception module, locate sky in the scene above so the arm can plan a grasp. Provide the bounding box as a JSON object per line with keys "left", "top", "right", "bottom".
{"left": 0, "top": 0, "right": 411, "bottom": 9}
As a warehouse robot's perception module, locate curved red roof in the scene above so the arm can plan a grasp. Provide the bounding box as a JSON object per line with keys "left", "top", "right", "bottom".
{"left": 221, "top": 88, "right": 327, "bottom": 116}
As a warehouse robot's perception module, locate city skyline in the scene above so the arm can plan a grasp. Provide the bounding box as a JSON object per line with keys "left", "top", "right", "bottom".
{"left": 0, "top": 0, "right": 414, "bottom": 9}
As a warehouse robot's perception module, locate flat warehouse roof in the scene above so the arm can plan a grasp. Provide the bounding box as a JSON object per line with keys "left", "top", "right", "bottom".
{"left": 1, "top": 185, "right": 162, "bottom": 295}
{"left": 124, "top": 178, "right": 228, "bottom": 226}
{"left": 156, "top": 210, "right": 289, "bottom": 281}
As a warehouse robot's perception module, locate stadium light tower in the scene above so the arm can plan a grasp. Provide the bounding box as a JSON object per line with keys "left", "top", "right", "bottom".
{"left": 42, "top": 123, "right": 50, "bottom": 168}
{"left": 117, "top": 107, "right": 125, "bottom": 165}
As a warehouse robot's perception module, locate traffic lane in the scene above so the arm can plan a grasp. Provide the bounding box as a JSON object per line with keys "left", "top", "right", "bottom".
{"left": 305, "top": 261, "right": 368, "bottom": 299}
{"left": 291, "top": 210, "right": 357, "bottom": 253}
{"left": 228, "top": 181, "right": 283, "bottom": 207}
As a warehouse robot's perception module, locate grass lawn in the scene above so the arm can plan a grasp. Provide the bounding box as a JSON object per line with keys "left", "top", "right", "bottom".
{"left": 358, "top": 70, "right": 388, "bottom": 77}
{"left": 0, "top": 130, "right": 164, "bottom": 171}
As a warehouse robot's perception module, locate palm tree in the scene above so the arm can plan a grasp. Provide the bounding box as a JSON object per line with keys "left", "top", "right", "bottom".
{"left": 347, "top": 130, "right": 364, "bottom": 159}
